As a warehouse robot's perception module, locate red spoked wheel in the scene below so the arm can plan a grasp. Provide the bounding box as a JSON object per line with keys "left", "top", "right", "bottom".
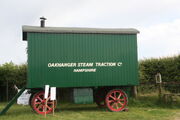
{"left": 105, "top": 89, "right": 128, "bottom": 112}
{"left": 31, "top": 91, "right": 56, "bottom": 115}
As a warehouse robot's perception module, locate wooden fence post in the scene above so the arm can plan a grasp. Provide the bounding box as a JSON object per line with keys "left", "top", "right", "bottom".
{"left": 155, "top": 73, "right": 162, "bottom": 99}
{"left": 132, "top": 86, "right": 138, "bottom": 99}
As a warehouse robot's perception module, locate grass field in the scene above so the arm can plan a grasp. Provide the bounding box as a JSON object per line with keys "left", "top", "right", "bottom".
{"left": 0, "top": 94, "right": 180, "bottom": 120}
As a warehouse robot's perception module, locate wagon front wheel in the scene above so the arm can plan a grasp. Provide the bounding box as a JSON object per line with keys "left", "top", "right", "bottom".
{"left": 31, "top": 91, "right": 56, "bottom": 115}
{"left": 105, "top": 89, "right": 128, "bottom": 112}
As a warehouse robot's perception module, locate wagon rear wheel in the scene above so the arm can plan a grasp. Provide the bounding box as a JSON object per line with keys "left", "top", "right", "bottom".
{"left": 105, "top": 89, "right": 128, "bottom": 112}
{"left": 31, "top": 91, "right": 56, "bottom": 115}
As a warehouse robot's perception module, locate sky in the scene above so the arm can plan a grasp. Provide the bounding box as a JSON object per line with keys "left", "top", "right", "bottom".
{"left": 0, "top": 0, "right": 180, "bottom": 64}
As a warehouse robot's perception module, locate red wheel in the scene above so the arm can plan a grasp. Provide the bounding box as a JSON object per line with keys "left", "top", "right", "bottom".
{"left": 105, "top": 89, "right": 128, "bottom": 112}
{"left": 31, "top": 91, "right": 56, "bottom": 115}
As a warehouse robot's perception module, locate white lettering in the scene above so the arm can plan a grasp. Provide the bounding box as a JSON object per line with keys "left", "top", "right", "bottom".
{"left": 73, "top": 69, "right": 96, "bottom": 72}
{"left": 95, "top": 62, "right": 116, "bottom": 67}
{"left": 78, "top": 63, "right": 93, "bottom": 67}
{"left": 48, "top": 63, "right": 76, "bottom": 67}
{"left": 48, "top": 62, "right": 123, "bottom": 71}
{"left": 117, "top": 62, "right": 123, "bottom": 66}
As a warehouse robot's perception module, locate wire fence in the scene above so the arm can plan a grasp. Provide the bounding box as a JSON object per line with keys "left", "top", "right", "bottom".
{"left": 138, "top": 82, "right": 180, "bottom": 95}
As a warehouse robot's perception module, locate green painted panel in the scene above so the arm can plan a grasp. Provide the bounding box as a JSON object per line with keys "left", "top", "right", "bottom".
{"left": 73, "top": 88, "right": 93, "bottom": 104}
{"left": 27, "top": 33, "right": 138, "bottom": 88}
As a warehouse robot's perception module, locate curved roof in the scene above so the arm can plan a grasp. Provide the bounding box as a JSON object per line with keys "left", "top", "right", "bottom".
{"left": 22, "top": 25, "right": 139, "bottom": 40}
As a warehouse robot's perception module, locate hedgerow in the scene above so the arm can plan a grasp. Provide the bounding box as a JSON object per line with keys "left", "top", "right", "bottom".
{"left": 0, "top": 54, "right": 179, "bottom": 101}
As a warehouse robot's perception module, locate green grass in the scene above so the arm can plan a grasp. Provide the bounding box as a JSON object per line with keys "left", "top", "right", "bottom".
{"left": 0, "top": 94, "right": 180, "bottom": 120}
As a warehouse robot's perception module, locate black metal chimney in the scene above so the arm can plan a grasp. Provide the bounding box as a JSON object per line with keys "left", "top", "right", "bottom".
{"left": 40, "top": 17, "right": 46, "bottom": 27}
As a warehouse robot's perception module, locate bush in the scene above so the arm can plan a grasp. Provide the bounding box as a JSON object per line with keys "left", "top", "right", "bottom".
{"left": 139, "top": 54, "right": 180, "bottom": 93}
{"left": 139, "top": 54, "right": 180, "bottom": 83}
{"left": 0, "top": 62, "right": 27, "bottom": 101}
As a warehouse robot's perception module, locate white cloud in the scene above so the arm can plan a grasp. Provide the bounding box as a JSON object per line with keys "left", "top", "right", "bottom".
{"left": 42, "top": 0, "right": 180, "bottom": 27}
{"left": 138, "top": 19, "right": 180, "bottom": 59}
{"left": 0, "top": 0, "right": 180, "bottom": 64}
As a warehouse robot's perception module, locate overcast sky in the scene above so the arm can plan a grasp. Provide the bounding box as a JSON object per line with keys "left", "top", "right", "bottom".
{"left": 0, "top": 0, "right": 180, "bottom": 64}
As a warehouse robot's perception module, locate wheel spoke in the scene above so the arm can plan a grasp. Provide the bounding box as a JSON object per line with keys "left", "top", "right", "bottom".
{"left": 117, "top": 93, "right": 122, "bottom": 99}
{"left": 112, "top": 103, "right": 116, "bottom": 108}
{"left": 113, "top": 91, "right": 116, "bottom": 98}
{"left": 46, "top": 97, "right": 50, "bottom": 101}
{"left": 108, "top": 100, "right": 114, "bottom": 103}
{"left": 47, "top": 102, "right": 53, "bottom": 105}
{"left": 119, "top": 98, "right": 125, "bottom": 101}
{"left": 37, "top": 96, "right": 43, "bottom": 102}
{"left": 37, "top": 104, "right": 43, "bottom": 110}
{"left": 115, "top": 103, "right": 119, "bottom": 109}
{"left": 117, "top": 101, "right": 124, "bottom": 106}
{"left": 46, "top": 105, "right": 52, "bottom": 110}
{"left": 111, "top": 103, "right": 119, "bottom": 109}
{"left": 35, "top": 102, "right": 41, "bottom": 105}
{"left": 109, "top": 95, "right": 116, "bottom": 100}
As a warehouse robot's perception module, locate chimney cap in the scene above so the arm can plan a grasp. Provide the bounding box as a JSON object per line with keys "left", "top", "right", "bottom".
{"left": 40, "top": 16, "right": 47, "bottom": 21}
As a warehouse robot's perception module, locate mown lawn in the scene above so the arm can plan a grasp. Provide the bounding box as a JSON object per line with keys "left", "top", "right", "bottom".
{"left": 0, "top": 94, "right": 180, "bottom": 120}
